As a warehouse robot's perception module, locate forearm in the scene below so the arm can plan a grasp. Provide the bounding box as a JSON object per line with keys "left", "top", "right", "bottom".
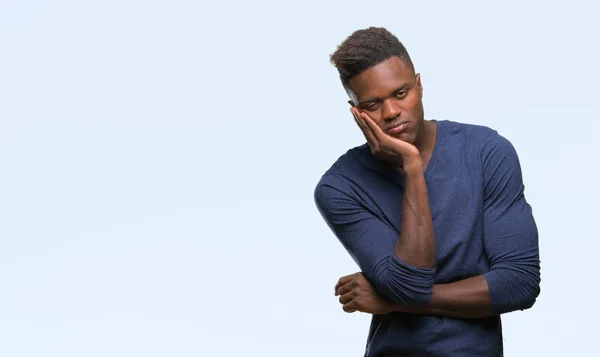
{"left": 382, "top": 265, "right": 539, "bottom": 317}
{"left": 368, "top": 161, "right": 437, "bottom": 306}
{"left": 395, "top": 161, "right": 436, "bottom": 268}
{"left": 389, "top": 275, "right": 492, "bottom": 318}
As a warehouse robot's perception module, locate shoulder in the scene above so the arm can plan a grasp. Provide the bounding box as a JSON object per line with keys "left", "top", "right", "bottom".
{"left": 452, "top": 123, "right": 524, "bottom": 192}
{"left": 438, "top": 120, "right": 516, "bottom": 160}
{"left": 315, "top": 143, "right": 370, "bottom": 185}
{"left": 313, "top": 144, "right": 371, "bottom": 205}
{"left": 438, "top": 119, "right": 496, "bottom": 142}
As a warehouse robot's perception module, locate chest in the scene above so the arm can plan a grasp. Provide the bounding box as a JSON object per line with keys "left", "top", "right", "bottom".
{"left": 354, "top": 159, "right": 489, "bottom": 282}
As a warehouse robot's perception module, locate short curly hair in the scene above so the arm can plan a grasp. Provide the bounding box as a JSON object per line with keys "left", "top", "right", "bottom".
{"left": 330, "top": 27, "right": 414, "bottom": 87}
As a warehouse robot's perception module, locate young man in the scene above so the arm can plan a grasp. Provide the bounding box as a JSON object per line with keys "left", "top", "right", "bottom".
{"left": 314, "top": 27, "right": 541, "bottom": 356}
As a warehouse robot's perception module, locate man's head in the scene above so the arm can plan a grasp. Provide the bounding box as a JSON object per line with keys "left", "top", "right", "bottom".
{"left": 330, "top": 27, "right": 425, "bottom": 145}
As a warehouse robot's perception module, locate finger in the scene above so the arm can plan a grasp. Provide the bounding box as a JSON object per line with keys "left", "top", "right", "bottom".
{"left": 360, "top": 113, "right": 386, "bottom": 142}
{"left": 336, "top": 280, "right": 356, "bottom": 296}
{"left": 335, "top": 274, "right": 355, "bottom": 296}
{"left": 352, "top": 111, "right": 377, "bottom": 147}
{"left": 356, "top": 111, "right": 378, "bottom": 145}
{"left": 361, "top": 113, "right": 419, "bottom": 160}
{"left": 350, "top": 108, "right": 372, "bottom": 137}
{"left": 353, "top": 114, "right": 371, "bottom": 143}
{"left": 343, "top": 301, "right": 357, "bottom": 313}
{"left": 350, "top": 109, "right": 368, "bottom": 137}
{"left": 339, "top": 292, "right": 353, "bottom": 305}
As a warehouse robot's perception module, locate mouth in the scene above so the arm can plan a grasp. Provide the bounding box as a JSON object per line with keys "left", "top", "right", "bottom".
{"left": 386, "top": 122, "right": 409, "bottom": 135}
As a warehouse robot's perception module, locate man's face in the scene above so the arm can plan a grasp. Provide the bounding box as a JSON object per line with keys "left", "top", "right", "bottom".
{"left": 346, "top": 56, "right": 424, "bottom": 145}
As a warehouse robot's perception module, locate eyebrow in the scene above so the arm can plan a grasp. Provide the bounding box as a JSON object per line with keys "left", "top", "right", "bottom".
{"left": 358, "top": 82, "right": 411, "bottom": 105}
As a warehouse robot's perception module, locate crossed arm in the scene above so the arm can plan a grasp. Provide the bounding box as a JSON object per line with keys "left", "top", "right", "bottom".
{"left": 315, "top": 132, "right": 540, "bottom": 318}
{"left": 334, "top": 270, "right": 492, "bottom": 318}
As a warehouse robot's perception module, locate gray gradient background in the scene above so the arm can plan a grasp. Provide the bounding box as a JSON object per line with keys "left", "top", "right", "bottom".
{"left": 1, "top": 0, "right": 598, "bottom": 356}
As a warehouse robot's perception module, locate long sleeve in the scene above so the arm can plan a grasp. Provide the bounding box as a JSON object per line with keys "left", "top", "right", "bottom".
{"left": 314, "top": 174, "right": 435, "bottom": 306}
{"left": 481, "top": 131, "right": 541, "bottom": 315}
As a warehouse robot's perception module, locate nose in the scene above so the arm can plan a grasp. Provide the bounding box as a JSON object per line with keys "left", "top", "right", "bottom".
{"left": 382, "top": 98, "right": 401, "bottom": 122}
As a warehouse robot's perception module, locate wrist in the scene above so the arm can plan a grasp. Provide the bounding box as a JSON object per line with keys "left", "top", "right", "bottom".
{"left": 402, "top": 155, "right": 424, "bottom": 175}
{"left": 387, "top": 302, "right": 408, "bottom": 313}
{"left": 382, "top": 300, "right": 399, "bottom": 314}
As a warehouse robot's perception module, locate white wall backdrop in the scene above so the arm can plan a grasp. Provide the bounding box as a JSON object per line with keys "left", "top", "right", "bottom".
{"left": 1, "top": 1, "right": 598, "bottom": 356}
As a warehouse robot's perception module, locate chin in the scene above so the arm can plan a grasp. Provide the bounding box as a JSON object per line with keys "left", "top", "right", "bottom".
{"left": 392, "top": 131, "right": 416, "bottom": 144}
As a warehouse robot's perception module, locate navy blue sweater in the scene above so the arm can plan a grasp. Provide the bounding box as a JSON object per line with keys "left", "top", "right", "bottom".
{"left": 314, "top": 120, "right": 540, "bottom": 356}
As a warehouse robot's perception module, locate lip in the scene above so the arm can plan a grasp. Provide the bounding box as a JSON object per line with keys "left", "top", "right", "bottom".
{"left": 387, "top": 122, "right": 409, "bottom": 135}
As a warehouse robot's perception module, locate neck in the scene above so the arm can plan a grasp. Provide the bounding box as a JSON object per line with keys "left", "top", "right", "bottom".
{"left": 414, "top": 120, "right": 436, "bottom": 153}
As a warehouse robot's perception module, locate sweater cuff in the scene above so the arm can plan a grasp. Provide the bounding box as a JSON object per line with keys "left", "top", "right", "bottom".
{"left": 484, "top": 268, "right": 539, "bottom": 315}
{"left": 372, "top": 254, "right": 436, "bottom": 305}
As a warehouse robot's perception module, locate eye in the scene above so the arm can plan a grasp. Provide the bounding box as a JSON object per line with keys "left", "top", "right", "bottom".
{"left": 363, "top": 103, "right": 379, "bottom": 111}
{"left": 395, "top": 90, "right": 408, "bottom": 99}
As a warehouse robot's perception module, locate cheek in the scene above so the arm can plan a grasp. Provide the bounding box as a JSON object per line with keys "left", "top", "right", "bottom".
{"left": 359, "top": 109, "right": 385, "bottom": 126}
{"left": 405, "top": 96, "right": 423, "bottom": 117}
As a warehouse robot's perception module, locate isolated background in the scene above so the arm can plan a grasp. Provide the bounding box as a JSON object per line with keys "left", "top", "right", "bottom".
{"left": 1, "top": 0, "right": 598, "bottom": 356}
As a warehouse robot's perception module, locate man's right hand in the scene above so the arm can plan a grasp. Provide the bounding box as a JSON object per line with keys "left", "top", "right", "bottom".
{"left": 351, "top": 108, "right": 422, "bottom": 173}
{"left": 335, "top": 272, "right": 395, "bottom": 315}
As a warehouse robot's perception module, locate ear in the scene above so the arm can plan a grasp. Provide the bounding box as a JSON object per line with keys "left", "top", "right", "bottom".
{"left": 415, "top": 73, "right": 423, "bottom": 96}
{"left": 344, "top": 84, "right": 359, "bottom": 107}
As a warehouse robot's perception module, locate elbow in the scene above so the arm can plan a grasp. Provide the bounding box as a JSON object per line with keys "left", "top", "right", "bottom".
{"left": 518, "top": 279, "right": 540, "bottom": 311}
{"left": 513, "top": 264, "right": 541, "bottom": 312}
{"left": 486, "top": 263, "right": 541, "bottom": 314}
{"left": 372, "top": 254, "right": 436, "bottom": 306}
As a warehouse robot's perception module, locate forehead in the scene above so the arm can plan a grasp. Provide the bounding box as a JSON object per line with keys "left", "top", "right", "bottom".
{"left": 347, "top": 56, "right": 414, "bottom": 100}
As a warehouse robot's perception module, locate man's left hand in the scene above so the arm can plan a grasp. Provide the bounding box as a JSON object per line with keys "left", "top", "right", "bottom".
{"left": 335, "top": 272, "right": 395, "bottom": 315}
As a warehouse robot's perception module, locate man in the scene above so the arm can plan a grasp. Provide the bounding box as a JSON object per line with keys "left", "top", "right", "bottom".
{"left": 314, "top": 27, "right": 540, "bottom": 356}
